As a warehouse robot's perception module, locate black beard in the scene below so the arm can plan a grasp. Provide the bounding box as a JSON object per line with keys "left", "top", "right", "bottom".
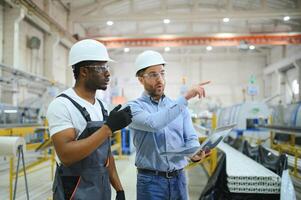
{"left": 84, "top": 80, "right": 107, "bottom": 91}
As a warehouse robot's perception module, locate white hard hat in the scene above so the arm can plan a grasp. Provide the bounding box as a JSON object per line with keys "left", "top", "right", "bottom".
{"left": 69, "top": 39, "right": 114, "bottom": 66}
{"left": 135, "top": 50, "right": 166, "bottom": 75}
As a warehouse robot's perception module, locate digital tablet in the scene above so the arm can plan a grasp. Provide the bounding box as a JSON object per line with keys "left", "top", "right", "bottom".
{"left": 160, "top": 124, "right": 236, "bottom": 157}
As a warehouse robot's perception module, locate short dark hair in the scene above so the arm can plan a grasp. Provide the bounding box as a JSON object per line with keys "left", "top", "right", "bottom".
{"left": 72, "top": 60, "right": 103, "bottom": 80}
{"left": 136, "top": 68, "right": 146, "bottom": 77}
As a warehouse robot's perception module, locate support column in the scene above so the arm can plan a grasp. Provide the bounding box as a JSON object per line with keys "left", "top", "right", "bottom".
{"left": 44, "top": 32, "right": 60, "bottom": 81}
{"left": 3, "top": 5, "right": 25, "bottom": 105}
{"left": 3, "top": 5, "right": 25, "bottom": 68}
{"left": 0, "top": 3, "right": 4, "bottom": 102}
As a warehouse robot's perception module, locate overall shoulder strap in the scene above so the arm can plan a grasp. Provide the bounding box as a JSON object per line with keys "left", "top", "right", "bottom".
{"left": 57, "top": 93, "right": 91, "bottom": 122}
{"left": 96, "top": 99, "right": 108, "bottom": 120}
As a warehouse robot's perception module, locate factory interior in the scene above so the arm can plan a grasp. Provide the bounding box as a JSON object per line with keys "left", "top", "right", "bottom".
{"left": 0, "top": 0, "right": 301, "bottom": 199}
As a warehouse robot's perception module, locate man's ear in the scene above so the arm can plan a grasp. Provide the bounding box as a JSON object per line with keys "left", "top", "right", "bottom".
{"left": 80, "top": 67, "right": 88, "bottom": 77}
{"left": 138, "top": 76, "right": 144, "bottom": 85}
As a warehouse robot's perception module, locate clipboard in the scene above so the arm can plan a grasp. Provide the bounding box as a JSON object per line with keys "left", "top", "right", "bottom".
{"left": 160, "top": 124, "right": 236, "bottom": 157}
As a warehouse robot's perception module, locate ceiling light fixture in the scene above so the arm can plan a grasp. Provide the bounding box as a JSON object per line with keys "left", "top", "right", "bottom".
{"left": 249, "top": 45, "right": 255, "bottom": 50}
{"left": 106, "top": 21, "right": 114, "bottom": 26}
{"left": 164, "top": 47, "right": 171, "bottom": 52}
{"left": 4, "top": 109, "right": 18, "bottom": 114}
{"left": 223, "top": 17, "right": 230, "bottom": 23}
{"left": 163, "top": 19, "right": 170, "bottom": 24}
{"left": 206, "top": 46, "right": 212, "bottom": 51}
{"left": 124, "top": 48, "right": 130, "bottom": 52}
{"left": 283, "top": 16, "right": 290, "bottom": 21}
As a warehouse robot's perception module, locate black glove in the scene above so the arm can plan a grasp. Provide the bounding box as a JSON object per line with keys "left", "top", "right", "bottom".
{"left": 105, "top": 105, "right": 132, "bottom": 132}
{"left": 116, "top": 190, "right": 125, "bottom": 200}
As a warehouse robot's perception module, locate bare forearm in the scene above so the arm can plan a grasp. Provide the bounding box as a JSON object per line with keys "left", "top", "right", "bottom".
{"left": 56, "top": 125, "right": 112, "bottom": 166}
{"left": 108, "top": 155, "right": 123, "bottom": 191}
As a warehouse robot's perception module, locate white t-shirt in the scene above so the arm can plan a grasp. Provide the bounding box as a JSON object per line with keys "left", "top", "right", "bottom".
{"left": 46, "top": 88, "right": 107, "bottom": 138}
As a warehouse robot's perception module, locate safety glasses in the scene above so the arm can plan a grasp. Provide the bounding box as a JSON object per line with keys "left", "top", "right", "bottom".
{"left": 85, "top": 64, "right": 109, "bottom": 73}
{"left": 142, "top": 71, "right": 165, "bottom": 80}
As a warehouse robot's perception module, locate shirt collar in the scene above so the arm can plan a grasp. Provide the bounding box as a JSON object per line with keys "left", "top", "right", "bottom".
{"left": 141, "top": 91, "right": 165, "bottom": 104}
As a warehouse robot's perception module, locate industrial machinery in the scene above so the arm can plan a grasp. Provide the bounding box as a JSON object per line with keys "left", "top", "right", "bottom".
{"left": 267, "top": 102, "right": 301, "bottom": 144}
{"left": 217, "top": 101, "right": 270, "bottom": 144}
{"left": 0, "top": 104, "right": 40, "bottom": 125}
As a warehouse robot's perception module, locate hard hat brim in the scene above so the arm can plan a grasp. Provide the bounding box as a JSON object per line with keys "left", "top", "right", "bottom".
{"left": 107, "top": 58, "right": 116, "bottom": 63}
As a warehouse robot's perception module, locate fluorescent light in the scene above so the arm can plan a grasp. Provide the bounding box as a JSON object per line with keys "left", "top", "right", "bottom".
{"left": 223, "top": 17, "right": 230, "bottom": 23}
{"left": 283, "top": 16, "right": 290, "bottom": 21}
{"left": 106, "top": 21, "right": 114, "bottom": 26}
{"left": 124, "top": 48, "right": 130, "bottom": 52}
{"left": 206, "top": 46, "right": 212, "bottom": 51}
{"left": 163, "top": 19, "right": 170, "bottom": 24}
{"left": 164, "top": 47, "right": 170, "bottom": 52}
{"left": 249, "top": 45, "right": 255, "bottom": 50}
{"left": 4, "top": 109, "right": 18, "bottom": 113}
{"left": 215, "top": 33, "right": 235, "bottom": 37}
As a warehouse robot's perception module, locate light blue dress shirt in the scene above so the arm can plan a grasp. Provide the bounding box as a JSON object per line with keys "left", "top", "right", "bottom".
{"left": 127, "top": 92, "right": 200, "bottom": 172}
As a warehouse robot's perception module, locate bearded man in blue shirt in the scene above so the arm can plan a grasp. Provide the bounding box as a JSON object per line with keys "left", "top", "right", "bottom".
{"left": 127, "top": 50, "right": 210, "bottom": 200}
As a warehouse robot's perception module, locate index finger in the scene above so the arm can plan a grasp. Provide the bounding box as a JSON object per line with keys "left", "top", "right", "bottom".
{"left": 199, "top": 81, "right": 211, "bottom": 86}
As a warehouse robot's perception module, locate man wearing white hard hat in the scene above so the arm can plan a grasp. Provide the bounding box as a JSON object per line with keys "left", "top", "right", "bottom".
{"left": 128, "top": 50, "right": 210, "bottom": 200}
{"left": 47, "top": 39, "right": 132, "bottom": 200}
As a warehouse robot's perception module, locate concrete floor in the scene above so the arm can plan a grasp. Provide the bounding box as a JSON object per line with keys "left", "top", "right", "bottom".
{"left": 0, "top": 153, "right": 209, "bottom": 200}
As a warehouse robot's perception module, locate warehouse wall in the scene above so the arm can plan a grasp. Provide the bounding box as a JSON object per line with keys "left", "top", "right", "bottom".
{"left": 264, "top": 45, "right": 301, "bottom": 105}
{"left": 19, "top": 20, "right": 44, "bottom": 75}
{"left": 53, "top": 43, "right": 69, "bottom": 84}
{"left": 0, "top": 2, "right": 3, "bottom": 63}
{"left": 0, "top": 1, "right": 73, "bottom": 106}
{"left": 110, "top": 51, "right": 266, "bottom": 107}
{"left": 49, "top": 0, "right": 68, "bottom": 29}
{"left": 270, "top": 45, "right": 301, "bottom": 64}
{"left": 31, "top": 0, "right": 68, "bottom": 29}
{"left": 0, "top": 2, "right": 3, "bottom": 102}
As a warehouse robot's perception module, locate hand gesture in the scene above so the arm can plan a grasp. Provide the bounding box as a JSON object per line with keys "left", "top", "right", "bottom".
{"left": 105, "top": 105, "right": 132, "bottom": 132}
{"left": 184, "top": 81, "right": 210, "bottom": 100}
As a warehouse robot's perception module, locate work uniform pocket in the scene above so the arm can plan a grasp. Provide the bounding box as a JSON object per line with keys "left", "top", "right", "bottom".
{"left": 61, "top": 176, "right": 81, "bottom": 199}
{"left": 53, "top": 170, "right": 72, "bottom": 200}
{"left": 73, "top": 173, "right": 111, "bottom": 200}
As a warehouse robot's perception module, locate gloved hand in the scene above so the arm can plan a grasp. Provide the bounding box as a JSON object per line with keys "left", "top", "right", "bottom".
{"left": 116, "top": 190, "right": 125, "bottom": 200}
{"left": 105, "top": 105, "right": 132, "bottom": 132}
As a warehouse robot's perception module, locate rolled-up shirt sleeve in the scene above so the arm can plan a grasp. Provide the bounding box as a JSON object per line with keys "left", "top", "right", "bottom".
{"left": 128, "top": 96, "right": 188, "bottom": 132}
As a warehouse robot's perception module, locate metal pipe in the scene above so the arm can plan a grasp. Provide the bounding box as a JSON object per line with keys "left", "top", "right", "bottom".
{"left": 258, "top": 124, "right": 301, "bottom": 135}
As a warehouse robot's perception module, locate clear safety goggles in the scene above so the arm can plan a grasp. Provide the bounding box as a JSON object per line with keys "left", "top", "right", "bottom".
{"left": 142, "top": 71, "right": 165, "bottom": 80}
{"left": 86, "top": 64, "right": 109, "bottom": 73}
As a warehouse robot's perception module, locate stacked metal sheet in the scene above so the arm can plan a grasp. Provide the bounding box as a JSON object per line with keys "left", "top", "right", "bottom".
{"left": 218, "top": 142, "right": 281, "bottom": 194}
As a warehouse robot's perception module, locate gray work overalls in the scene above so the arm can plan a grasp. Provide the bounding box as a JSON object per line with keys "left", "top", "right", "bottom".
{"left": 53, "top": 94, "right": 111, "bottom": 200}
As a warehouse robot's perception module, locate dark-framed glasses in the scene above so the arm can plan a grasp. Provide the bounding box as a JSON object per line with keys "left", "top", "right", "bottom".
{"left": 142, "top": 71, "right": 165, "bottom": 80}
{"left": 86, "top": 64, "right": 109, "bottom": 73}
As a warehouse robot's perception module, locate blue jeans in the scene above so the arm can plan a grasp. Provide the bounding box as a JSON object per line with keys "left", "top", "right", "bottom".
{"left": 136, "top": 170, "right": 188, "bottom": 200}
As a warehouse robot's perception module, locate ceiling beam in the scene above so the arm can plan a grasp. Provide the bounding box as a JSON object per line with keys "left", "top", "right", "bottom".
{"left": 72, "top": 9, "right": 301, "bottom": 23}
{"left": 94, "top": 33, "right": 301, "bottom": 48}
{"left": 69, "top": 0, "right": 119, "bottom": 18}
